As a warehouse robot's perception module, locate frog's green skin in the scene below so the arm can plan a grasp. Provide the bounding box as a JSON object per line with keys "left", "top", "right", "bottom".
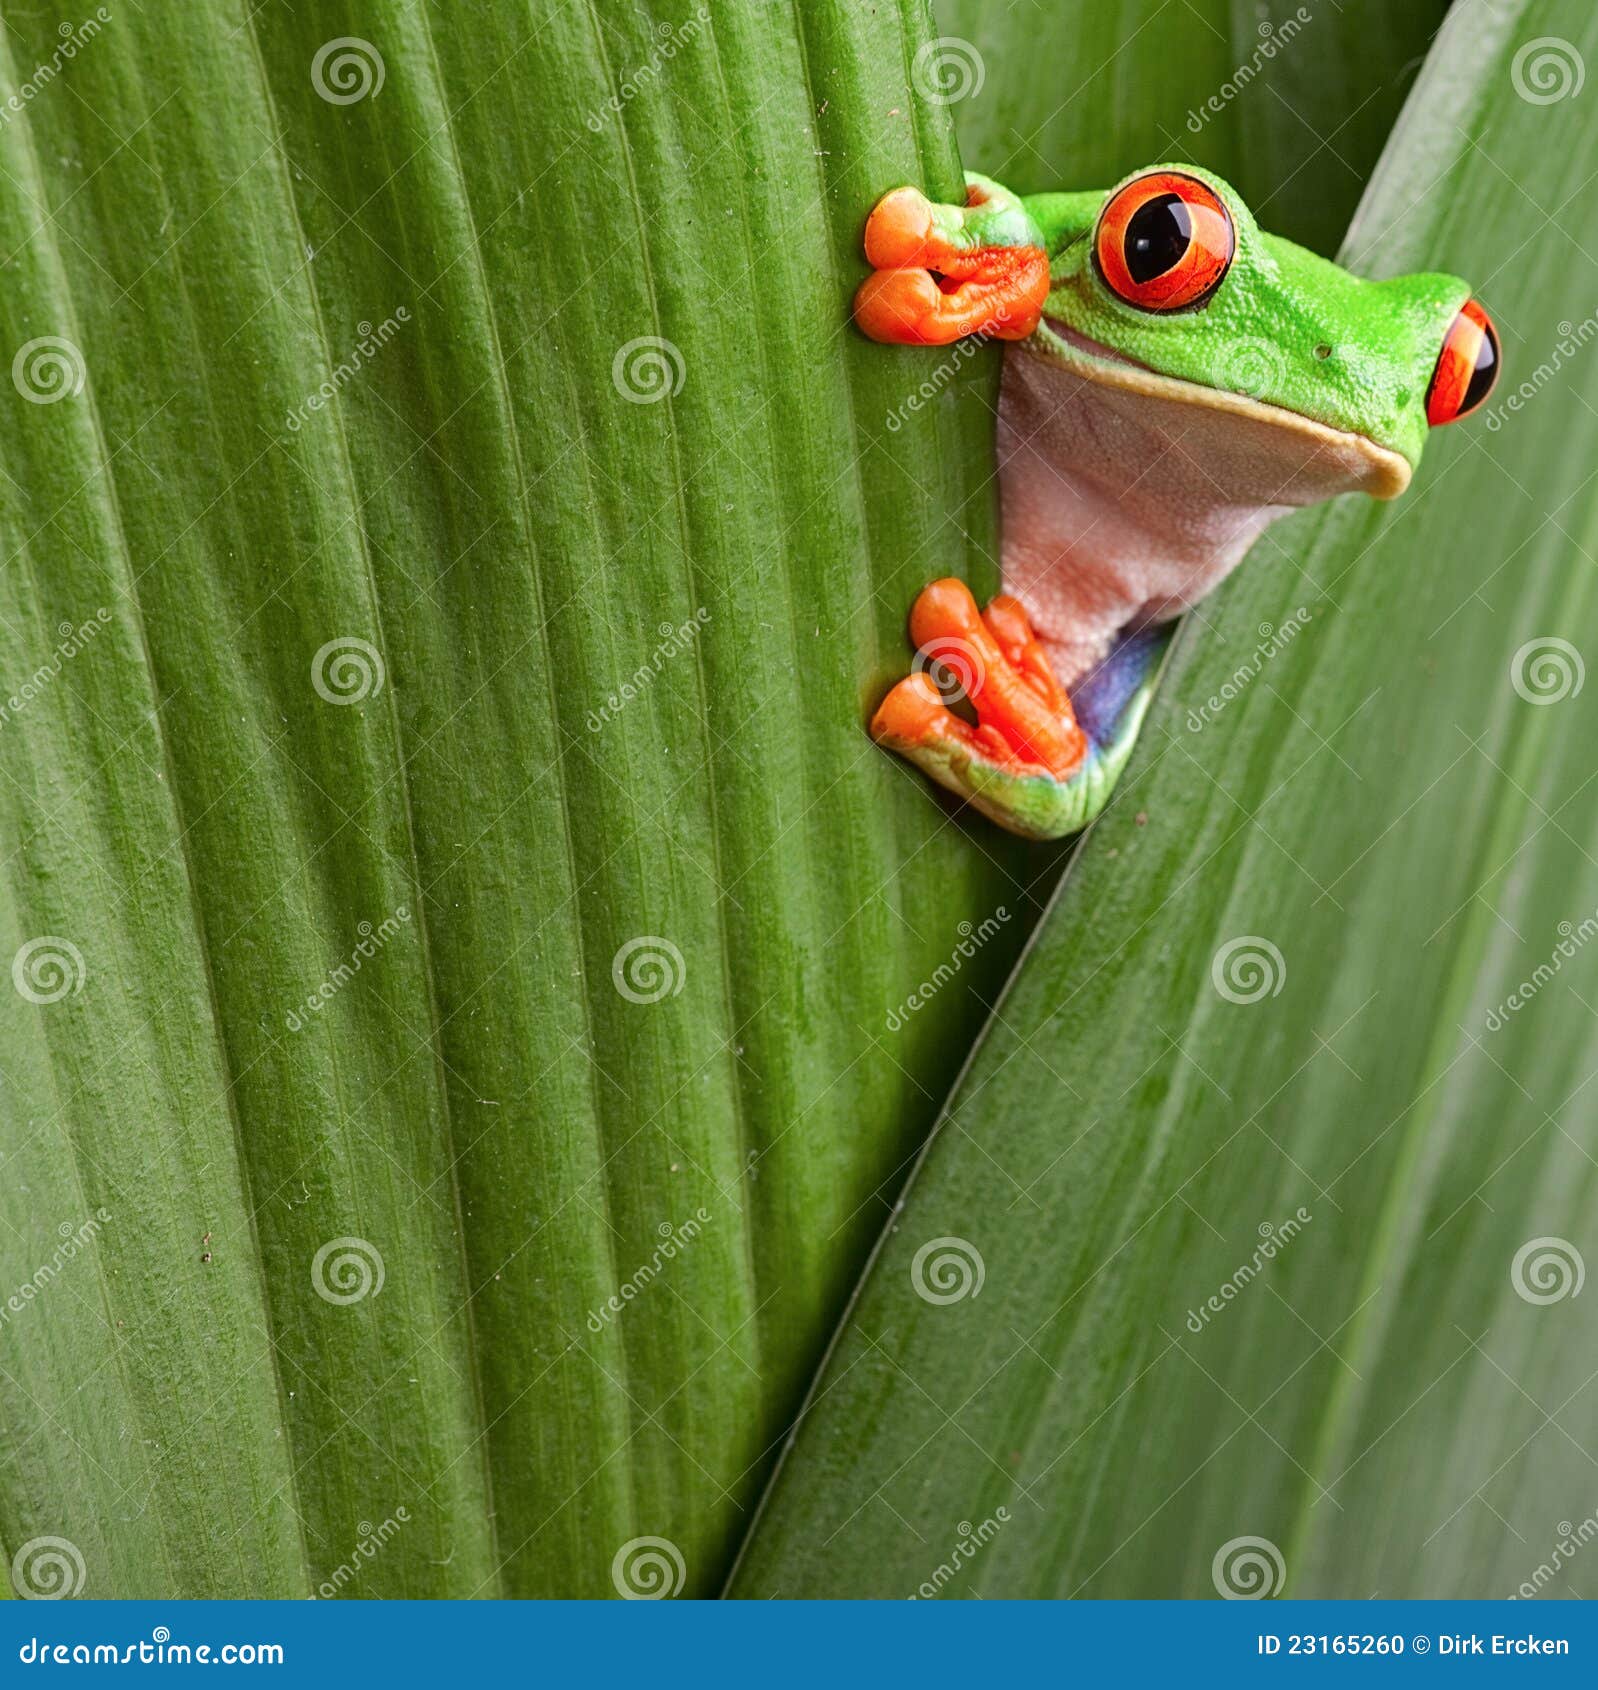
{"left": 1009, "top": 167, "right": 1466, "bottom": 475}
{"left": 862, "top": 165, "right": 1489, "bottom": 841}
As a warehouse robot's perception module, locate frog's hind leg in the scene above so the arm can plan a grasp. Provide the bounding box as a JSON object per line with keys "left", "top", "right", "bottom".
{"left": 854, "top": 176, "right": 1049, "bottom": 346}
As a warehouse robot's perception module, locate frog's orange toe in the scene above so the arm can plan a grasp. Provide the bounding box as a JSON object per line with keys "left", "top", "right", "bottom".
{"left": 854, "top": 269, "right": 955, "bottom": 346}
{"left": 983, "top": 594, "right": 1070, "bottom": 715}
{"left": 871, "top": 671, "right": 952, "bottom": 748}
{"left": 980, "top": 594, "right": 1035, "bottom": 655}
{"left": 908, "top": 577, "right": 985, "bottom": 648}
{"left": 974, "top": 249, "right": 1051, "bottom": 340}
{"left": 853, "top": 255, "right": 1049, "bottom": 346}
{"left": 864, "top": 187, "right": 936, "bottom": 269}
{"left": 901, "top": 578, "right": 1085, "bottom": 779}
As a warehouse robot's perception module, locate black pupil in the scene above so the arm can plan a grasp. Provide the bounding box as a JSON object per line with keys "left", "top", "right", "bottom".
{"left": 1125, "top": 194, "right": 1193, "bottom": 283}
{"left": 1462, "top": 318, "right": 1499, "bottom": 415}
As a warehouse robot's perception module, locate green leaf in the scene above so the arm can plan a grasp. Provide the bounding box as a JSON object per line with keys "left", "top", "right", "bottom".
{"left": 0, "top": 1, "right": 1044, "bottom": 1599}
{"left": 732, "top": 0, "right": 1598, "bottom": 1600}
{"left": 936, "top": 0, "right": 1450, "bottom": 254}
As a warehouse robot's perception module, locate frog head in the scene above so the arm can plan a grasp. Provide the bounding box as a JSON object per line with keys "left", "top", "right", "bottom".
{"left": 1025, "top": 163, "right": 1499, "bottom": 500}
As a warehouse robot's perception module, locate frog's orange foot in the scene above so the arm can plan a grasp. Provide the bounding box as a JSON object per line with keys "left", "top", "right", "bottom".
{"left": 872, "top": 580, "right": 1088, "bottom": 837}
{"left": 854, "top": 184, "right": 1048, "bottom": 347}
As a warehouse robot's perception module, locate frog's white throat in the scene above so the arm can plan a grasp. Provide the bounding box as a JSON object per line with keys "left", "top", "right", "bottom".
{"left": 998, "top": 325, "right": 1410, "bottom": 689}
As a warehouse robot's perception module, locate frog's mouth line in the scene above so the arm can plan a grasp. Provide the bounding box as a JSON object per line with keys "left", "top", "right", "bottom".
{"left": 1030, "top": 317, "right": 1412, "bottom": 501}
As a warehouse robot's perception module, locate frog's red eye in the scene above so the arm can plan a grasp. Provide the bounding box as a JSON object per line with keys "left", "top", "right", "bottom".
{"left": 1426, "top": 299, "right": 1500, "bottom": 426}
{"left": 1094, "top": 172, "right": 1235, "bottom": 312}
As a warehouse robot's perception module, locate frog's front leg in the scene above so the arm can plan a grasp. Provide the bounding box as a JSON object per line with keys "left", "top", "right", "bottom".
{"left": 854, "top": 174, "right": 1050, "bottom": 346}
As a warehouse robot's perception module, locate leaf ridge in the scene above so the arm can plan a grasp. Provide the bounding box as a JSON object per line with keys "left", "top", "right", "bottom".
{"left": 0, "top": 28, "right": 306, "bottom": 1593}
{"left": 238, "top": 0, "right": 505, "bottom": 1594}
{"left": 582, "top": 0, "right": 771, "bottom": 1408}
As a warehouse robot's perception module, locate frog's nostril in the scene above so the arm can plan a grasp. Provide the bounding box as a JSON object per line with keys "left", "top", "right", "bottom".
{"left": 1427, "top": 298, "right": 1500, "bottom": 426}
{"left": 1313, "top": 343, "right": 1333, "bottom": 361}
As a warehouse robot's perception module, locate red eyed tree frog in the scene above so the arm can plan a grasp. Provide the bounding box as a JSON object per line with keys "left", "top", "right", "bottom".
{"left": 858, "top": 166, "right": 1500, "bottom": 839}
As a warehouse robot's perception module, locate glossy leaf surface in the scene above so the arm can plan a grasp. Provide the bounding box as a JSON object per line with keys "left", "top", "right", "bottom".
{"left": 734, "top": 0, "right": 1598, "bottom": 1601}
